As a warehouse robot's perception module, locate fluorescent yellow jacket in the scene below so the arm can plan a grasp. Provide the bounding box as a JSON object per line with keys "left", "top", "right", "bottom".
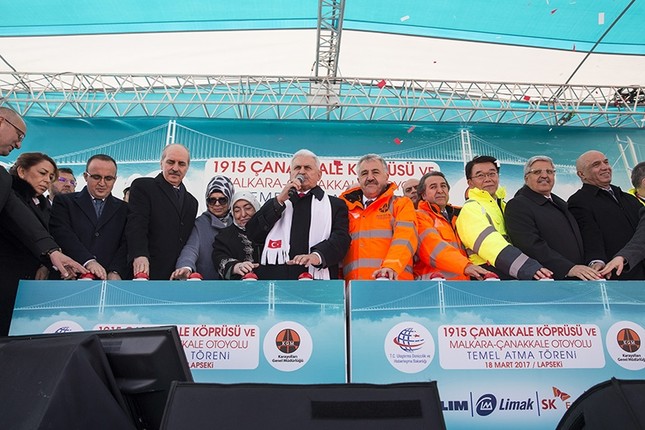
{"left": 456, "top": 187, "right": 542, "bottom": 280}
{"left": 628, "top": 188, "right": 645, "bottom": 206}
{"left": 340, "top": 183, "right": 417, "bottom": 280}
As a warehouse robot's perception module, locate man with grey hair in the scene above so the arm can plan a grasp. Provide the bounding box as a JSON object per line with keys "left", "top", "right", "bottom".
{"left": 505, "top": 155, "right": 600, "bottom": 280}
{"left": 126, "top": 143, "right": 198, "bottom": 280}
{"left": 567, "top": 150, "right": 644, "bottom": 280}
{"left": 246, "top": 149, "right": 350, "bottom": 280}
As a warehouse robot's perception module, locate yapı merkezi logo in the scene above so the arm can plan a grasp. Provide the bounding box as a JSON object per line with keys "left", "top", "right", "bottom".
{"left": 384, "top": 321, "right": 434, "bottom": 373}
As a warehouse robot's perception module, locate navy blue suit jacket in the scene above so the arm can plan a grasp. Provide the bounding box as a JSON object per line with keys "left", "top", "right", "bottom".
{"left": 49, "top": 187, "right": 129, "bottom": 277}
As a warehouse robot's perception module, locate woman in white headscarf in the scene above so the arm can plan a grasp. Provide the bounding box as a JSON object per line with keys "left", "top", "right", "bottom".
{"left": 212, "top": 191, "right": 262, "bottom": 280}
{"left": 171, "top": 175, "right": 234, "bottom": 279}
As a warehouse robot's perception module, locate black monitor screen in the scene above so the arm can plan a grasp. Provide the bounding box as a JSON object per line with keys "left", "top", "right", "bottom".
{"left": 0, "top": 326, "right": 192, "bottom": 430}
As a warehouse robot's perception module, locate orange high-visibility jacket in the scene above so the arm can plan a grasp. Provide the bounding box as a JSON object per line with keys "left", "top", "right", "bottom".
{"left": 340, "top": 183, "right": 418, "bottom": 280}
{"left": 414, "top": 200, "right": 470, "bottom": 280}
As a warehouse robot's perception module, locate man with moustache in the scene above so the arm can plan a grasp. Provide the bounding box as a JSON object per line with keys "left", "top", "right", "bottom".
{"left": 415, "top": 171, "right": 490, "bottom": 280}
{"left": 340, "top": 153, "right": 417, "bottom": 280}
{"left": 50, "top": 154, "right": 128, "bottom": 280}
{"left": 246, "top": 149, "right": 350, "bottom": 280}
{"left": 456, "top": 155, "right": 552, "bottom": 280}
{"left": 505, "top": 156, "right": 600, "bottom": 280}
{"left": 126, "top": 144, "right": 198, "bottom": 280}
{"left": 568, "top": 150, "right": 644, "bottom": 279}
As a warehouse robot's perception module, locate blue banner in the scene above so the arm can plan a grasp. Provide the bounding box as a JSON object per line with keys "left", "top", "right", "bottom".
{"left": 349, "top": 280, "right": 645, "bottom": 430}
{"left": 10, "top": 280, "right": 347, "bottom": 384}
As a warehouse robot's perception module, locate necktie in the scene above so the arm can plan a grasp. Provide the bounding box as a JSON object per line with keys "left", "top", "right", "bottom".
{"left": 298, "top": 192, "right": 305, "bottom": 198}
{"left": 605, "top": 187, "right": 617, "bottom": 202}
{"left": 93, "top": 199, "right": 104, "bottom": 218}
{"left": 365, "top": 199, "right": 374, "bottom": 207}
{"left": 174, "top": 186, "right": 181, "bottom": 201}
{"left": 441, "top": 209, "right": 450, "bottom": 221}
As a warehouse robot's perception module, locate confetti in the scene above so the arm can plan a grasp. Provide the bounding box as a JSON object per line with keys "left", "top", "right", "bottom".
{"left": 394, "top": 138, "right": 403, "bottom": 145}
{"left": 407, "top": 125, "right": 416, "bottom": 133}
{"left": 598, "top": 12, "right": 605, "bottom": 25}
{"left": 523, "top": 95, "right": 531, "bottom": 101}
{"left": 572, "top": 43, "right": 576, "bottom": 51}
{"left": 377, "top": 79, "right": 386, "bottom": 89}
{"left": 400, "top": 15, "right": 410, "bottom": 22}
{"left": 550, "top": 8, "right": 557, "bottom": 14}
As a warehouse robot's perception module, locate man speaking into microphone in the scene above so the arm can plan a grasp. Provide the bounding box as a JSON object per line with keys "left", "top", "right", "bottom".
{"left": 245, "top": 149, "right": 350, "bottom": 280}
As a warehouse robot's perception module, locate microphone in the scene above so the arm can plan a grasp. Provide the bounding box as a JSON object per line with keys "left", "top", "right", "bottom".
{"left": 288, "top": 174, "right": 305, "bottom": 199}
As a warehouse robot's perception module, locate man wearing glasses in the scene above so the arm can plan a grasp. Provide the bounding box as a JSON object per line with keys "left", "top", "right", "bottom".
{"left": 456, "top": 155, "right": 552, "bottom": 280}
{"left": 50, "top": 154, "right": 129, "bottom": 280}
{"left": 47, "top": 167, "right": 76, "bottom": 205}
{"left": 505, "top": 156, "right": 601, "bottom": 280}
{"left": 0, "top": 106, "right": 86, "bottom": 334}
{"left": 126, "top": 143, "right": 198, "bottom": 280}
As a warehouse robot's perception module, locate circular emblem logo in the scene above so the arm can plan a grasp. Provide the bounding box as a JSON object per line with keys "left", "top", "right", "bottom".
{"left": 384, "top": 321, "right": 434, "bottom": 374}
{"left": 275, "top": 328, "right": 301, "bottom": 354}
{"left": 263, "top": 321, "right": 312, "bottom": 372}
{"left": 475, "top": 394, "right": 497, "bottom": 416}
{"left": 44, "top": 320, "right": 84, "bottom": 334}
{"left": 617, "top": 328, "right": 641, "bottom": 353}
{"left": 606, "top": 321, "right": 645, "bottom": 370}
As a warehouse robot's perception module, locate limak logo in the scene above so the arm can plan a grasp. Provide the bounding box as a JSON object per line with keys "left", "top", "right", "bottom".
{"left": 475, "top": 393, "right": 536, "bottom": 416}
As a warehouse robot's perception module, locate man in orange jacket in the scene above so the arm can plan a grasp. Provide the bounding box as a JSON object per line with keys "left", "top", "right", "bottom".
{"left": 340, "top": 154, "right": 417, "bottom": 280}
{"left": 414, "top": 171, "right": 490, "bottom": 280}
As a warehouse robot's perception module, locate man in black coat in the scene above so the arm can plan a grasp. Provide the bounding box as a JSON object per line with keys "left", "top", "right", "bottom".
{"left": 567, "top": 150, "right": 645, "bottom": 280}
{"left": 246, "top": 149, "right": 350, "bottom": 280}
{"left": 50, "top": 154, "right": 129, "bottom": 280}
{"left": 601, "top": 207, "right": 645, "bottom": 278}
{"left": 505, "top": 156, "right": 600, "bottom": 280}
{"left": 125, "top": 144, "right": 198, "bottom": 280}
{"left": 0, "top": 106, "right": 86, "bottom": 335}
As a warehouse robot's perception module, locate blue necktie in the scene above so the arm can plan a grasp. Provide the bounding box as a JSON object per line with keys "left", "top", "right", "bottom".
{"left": 93, "top": 199, "right": 104, "bottom": 218}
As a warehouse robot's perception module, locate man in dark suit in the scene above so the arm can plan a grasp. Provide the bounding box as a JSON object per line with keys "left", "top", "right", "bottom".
{"left": 50, "top": 154, "right": 128, "bottom": 280}
{"left": 246, "top": 149, "right": 350, "bottom": 280}
{"left": 601, "top": 207, "right": 645, "bottom": 278}
{"left": 568, "top": 150, "right": 645, "bottom": 280}
{"left": 0, "top": 106, "right": 86, "bottom": 335}
{"left": 505, "top": 155, "right": 600, "bottom": 280}
{"left": 125, "top": 143, "right": 198, "bottom": 280}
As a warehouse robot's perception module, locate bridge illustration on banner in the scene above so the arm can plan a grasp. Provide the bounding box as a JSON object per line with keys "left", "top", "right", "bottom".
{"left": 48, "top": 120, "right": 578, "bottom": 171}
{"left": 350, "top": 281, "right": 640, "bottom": 315}
{"left": 14, "top": 281, "right": 342, "bottom": 316}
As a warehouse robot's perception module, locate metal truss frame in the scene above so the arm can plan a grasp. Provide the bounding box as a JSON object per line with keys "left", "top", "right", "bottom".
{"left": 314, "top": 0, "right": 345, "bottom": 78}
{"left": 1, "top": 72, "right": 644, "bottom": 128}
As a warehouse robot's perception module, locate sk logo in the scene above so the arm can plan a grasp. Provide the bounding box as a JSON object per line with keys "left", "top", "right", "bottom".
{"left": 552, "top": 387, "right": 570, "bottom": 401}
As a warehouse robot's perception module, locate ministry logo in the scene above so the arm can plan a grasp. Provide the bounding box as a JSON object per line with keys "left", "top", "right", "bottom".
{"left": 384, "top": 321, "right": 434, "bottom": 374}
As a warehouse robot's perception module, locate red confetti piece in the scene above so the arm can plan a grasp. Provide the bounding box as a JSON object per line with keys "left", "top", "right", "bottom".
{"left": 377, "top": 79, "right": 386, "bottom": 89}
{"left": 550, "top": 8, "right": 557, "bottom": 14}
{"left": 407, "top": 125, "right": 416, "bottom": 133}
{"left": 523, "top": 95, "right": 531, "bottom": 101}
{"left": 394, "top": 138, "right": 402, "bottom": 145}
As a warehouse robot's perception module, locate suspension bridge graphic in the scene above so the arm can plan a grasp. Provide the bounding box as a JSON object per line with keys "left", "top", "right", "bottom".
{"left": 48, "top": 120, "right": 577, "bottom": 170}
{"left": 351, "top": 281, "right": 636, "bottom": 315}
{"left": 14, "top": 281, "right": 343, "bottom": 315}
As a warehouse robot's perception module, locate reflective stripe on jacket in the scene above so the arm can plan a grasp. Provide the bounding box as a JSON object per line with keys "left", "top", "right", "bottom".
{"left": 456, "top": 187, "right": 541, "bottom": 280}
{"left": 414, "top": 201, "right": 469, "bottom": 280}
{"left": 340, "top": 183, "right": 417, "bottom": 280}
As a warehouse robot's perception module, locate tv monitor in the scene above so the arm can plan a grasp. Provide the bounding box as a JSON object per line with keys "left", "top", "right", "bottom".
{"left": 0, "top": 326, "right": 192, "bottom": 430}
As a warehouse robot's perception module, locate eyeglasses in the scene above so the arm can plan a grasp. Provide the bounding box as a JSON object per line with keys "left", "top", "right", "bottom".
{"left": 85, "top": 172, "right": 116, "bottom": 183}
{"left": 527, "top": 169, "right": 556, "bottom": 176}
{"left": 2, "top": 117, "right": 25, "bottom": 141}
{"left": 207, "top": 197, "right": 229, "bottom": 206}
{"left": 58, "top": 177, "right": 77, "bottom": 186}
{"left": 470, "top": 171, "right": 499, "bottom": 180}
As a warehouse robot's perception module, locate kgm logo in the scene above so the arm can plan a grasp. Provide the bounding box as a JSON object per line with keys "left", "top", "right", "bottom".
{"left": 475, "top": 393, "right": 497, "bottom": 416}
